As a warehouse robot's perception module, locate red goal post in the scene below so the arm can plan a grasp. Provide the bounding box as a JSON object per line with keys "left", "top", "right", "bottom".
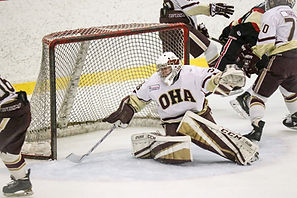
{"left": 23, "top": 23, "right": 190, "bottom": 160}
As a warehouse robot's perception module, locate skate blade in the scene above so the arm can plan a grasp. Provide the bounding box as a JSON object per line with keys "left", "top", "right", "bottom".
{"left": 229, "top": 99, "right": 249, "bottom": 119}
{"left": 4, "top": 189, "right": 33, "bottom": 197}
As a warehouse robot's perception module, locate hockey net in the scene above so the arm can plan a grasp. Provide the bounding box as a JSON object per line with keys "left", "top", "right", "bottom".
{"left": 22, "top": 23, "right": 190, "bottom": 159}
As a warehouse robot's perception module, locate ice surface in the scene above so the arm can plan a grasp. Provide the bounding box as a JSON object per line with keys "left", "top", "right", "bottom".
{"left": 1, "top": 77, "right": 297, "bottom": 198}
{"left": 1, "top": 0, "right": 297, "bottom": 197}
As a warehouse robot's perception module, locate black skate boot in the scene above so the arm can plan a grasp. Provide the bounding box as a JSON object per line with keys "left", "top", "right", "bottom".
{"left": 230, "top": 91, "right": 251, "bottom": 119}
{"left": 2, "top": 169, "right": 33, "bottom": 197}
{"left": 283, "top": 112, "right": 297, "bottom": 130}
{"left": 243, "top": 120, "right": 265, "bottom": 142}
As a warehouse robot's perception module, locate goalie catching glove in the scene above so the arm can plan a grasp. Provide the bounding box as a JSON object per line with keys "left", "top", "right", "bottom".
{"left": 210, "top": 3, "right": 234, "bottom": 19}
{"left": 218, "top": 64, "right": 246, "bottom": 88}
{"left": 212, "top": 64, "right": 246, "bottom": 96}
{"left": 102, "top": 96, "right": 135, "bottom": 128}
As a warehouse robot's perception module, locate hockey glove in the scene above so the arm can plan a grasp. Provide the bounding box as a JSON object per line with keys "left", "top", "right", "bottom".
{"left": 102, "top": 96, "right": 135, "bottom": 128}
{"left": 219, "top": 23, "right": 232, "bottom": 44}
{"left": 237, "top": 44, "right": 260, "bottom": 77}
{"left": 219, "top": 64, "right": 246, "bottom": 89}
{"left": 197, "top": 23, "right": 209, "bottom": 38}
{"left": 210, "top": 3, "right": 234, "bottom": 19}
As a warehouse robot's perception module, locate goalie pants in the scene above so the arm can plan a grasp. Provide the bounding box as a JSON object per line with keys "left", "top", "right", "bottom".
{"left": 163, "top": 105, "right": 215, "bottom": 136}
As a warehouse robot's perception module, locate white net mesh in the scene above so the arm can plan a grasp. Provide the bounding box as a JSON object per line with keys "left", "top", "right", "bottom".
{"left": 23, "top": 23, "right": 188, "bottom": 159}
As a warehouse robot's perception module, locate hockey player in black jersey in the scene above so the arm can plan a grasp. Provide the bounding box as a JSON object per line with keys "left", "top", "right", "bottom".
{"left": 210, "top": 3, "right": 270, "bottom": 120}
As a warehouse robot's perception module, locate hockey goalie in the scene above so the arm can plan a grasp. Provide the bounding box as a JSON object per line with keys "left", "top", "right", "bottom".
{"left": 103, "top": 52, "right": 258, "bottom": 165}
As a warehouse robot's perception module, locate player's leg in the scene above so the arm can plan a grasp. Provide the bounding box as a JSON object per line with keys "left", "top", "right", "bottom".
{"left": 245, "top": 54, "right": 296, "bottom": 141}
{"left": 0, "top": 106, "right": 33, "bottom": 197}
{"left": 229, "top": 55, "right": 270, "bottom": 119}
{"left": 0, "top": 152, "right": 33, "bottom": 197}
{"left": 131, "top": 132, "right": 192, "bottom": 164}
{"left": 279, "top": 86, "right": 297, "bottom": 130}
{"left": 177, "top": 111, "right": 258, "bottom": 165}
{"left": 230, "top": 90, "right": 251, "bottom": 119}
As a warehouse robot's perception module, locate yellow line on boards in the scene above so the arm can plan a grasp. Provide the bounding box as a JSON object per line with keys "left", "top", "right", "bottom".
{"left": 13, "top": 58, "right": 208, "bottom": 95}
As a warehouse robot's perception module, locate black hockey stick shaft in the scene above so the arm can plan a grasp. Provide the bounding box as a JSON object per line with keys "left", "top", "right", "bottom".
{"left": 86, "top": 124, "right": 116, "bottom": 155}
{"left": 210, "top": 37, "right": 224, "bottom": 45}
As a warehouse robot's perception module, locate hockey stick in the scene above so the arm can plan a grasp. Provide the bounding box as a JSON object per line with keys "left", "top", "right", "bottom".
{"left": 66, "top": 124, "right": 117, "bottom": 163}
{"left": 210, "top": 37, "right": 224, "bottom": 45}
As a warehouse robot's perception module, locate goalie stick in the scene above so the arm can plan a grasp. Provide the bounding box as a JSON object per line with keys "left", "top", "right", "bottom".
{"left": 66, "top": 125, "right": 117, "bottom": 163}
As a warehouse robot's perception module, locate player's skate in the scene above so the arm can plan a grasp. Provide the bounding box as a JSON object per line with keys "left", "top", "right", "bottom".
{"left": 230, "top": 91, "right": 251, "bottom": 119}
{"left": 243, "top": 120, "right": 265, "bottom": 142}
{"left": 2, "top": 169, "right": 33, "bottom": 197}
{"left": 283, "top": 112, "right": 297, "bottom": 130}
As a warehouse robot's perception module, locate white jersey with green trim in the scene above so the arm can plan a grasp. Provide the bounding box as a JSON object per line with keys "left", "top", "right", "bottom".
{"left": 133, "top": 65, "right": 219, "bottom": 122}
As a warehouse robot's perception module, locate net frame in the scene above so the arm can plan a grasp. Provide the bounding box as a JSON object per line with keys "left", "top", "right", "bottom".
{"left": 24, "top": 23, "right": 190, "bottom": 160}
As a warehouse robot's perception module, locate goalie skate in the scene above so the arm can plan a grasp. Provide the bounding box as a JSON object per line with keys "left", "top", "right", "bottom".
{"left": 229, "top": 91, "right": 251, "bottom": 119}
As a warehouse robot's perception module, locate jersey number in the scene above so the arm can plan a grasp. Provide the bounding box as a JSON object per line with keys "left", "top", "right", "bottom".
{"left": 262, "top": 17, "right": 295, "bottom": 41}
{"left": 285, "top": 18, "right": 295, "bottom": 41}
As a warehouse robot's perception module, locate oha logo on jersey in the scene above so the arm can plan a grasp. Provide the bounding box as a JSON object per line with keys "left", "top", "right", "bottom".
{"left": 149, "top": 84, "right": 160, "bottom": 91}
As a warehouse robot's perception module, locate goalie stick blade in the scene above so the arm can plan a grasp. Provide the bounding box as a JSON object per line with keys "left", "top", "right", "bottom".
{"left": 66, "top": 153, "right": 84, "bottom": 163}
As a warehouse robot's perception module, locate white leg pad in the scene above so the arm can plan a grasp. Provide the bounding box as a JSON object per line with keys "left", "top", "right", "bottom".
{"left": 131, "top": 133, "right": 154, "bottom": 159}
{"left": 178, "top": 111, "right": 259, "bottom": 165}
{"left": 149, "top": 133, "right": 193, "bottom": 164}
{"left": 131, "top": 132, "right": 193, "bottom": 164}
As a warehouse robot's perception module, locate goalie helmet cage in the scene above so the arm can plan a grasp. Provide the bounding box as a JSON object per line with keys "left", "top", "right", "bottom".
{"left": 23, "top": 23, "right": 190, "bottom": 160}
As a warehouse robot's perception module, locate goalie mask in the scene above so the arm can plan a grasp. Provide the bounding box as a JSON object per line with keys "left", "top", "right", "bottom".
{"left": 156, "top": 52, "right": 182, "bottom": 86}
{"left": 265, "top": 0, "right": 296, "bottom": 10}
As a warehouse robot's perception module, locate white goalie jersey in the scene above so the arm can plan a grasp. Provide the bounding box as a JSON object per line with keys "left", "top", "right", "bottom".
{"left": 132, "top": 65, "right": 220, "bottom": 123}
